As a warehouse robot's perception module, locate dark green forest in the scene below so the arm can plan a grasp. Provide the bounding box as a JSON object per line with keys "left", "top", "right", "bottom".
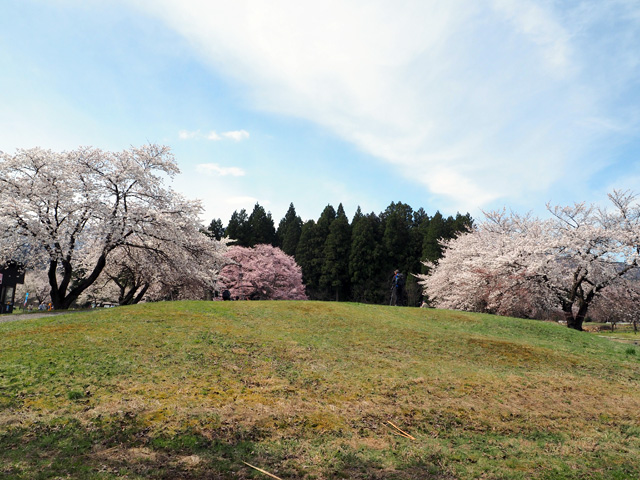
{"left": 206, "top": 202, "right": 472, "bottom": 305}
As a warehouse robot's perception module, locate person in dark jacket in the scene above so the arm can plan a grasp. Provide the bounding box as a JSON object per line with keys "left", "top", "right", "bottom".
{"left": 391, "top": 269, "right": 405, "bottom": 306}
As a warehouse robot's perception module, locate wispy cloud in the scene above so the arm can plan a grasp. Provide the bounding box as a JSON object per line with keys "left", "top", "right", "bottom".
{"left": 196, "top": 163, "right": 246, "bottom": 176}
{"left": 179, "top": 129, "right": 250, "bottom": 142}
{"left": 179, "top": 129, "right": 200, "bottom": 140}
{"left": 226, "top": 195, "right": 258, "bottom": 207}
{"left": 144, "top": 1, "right": 640, "bottom": 212}
{"left": 222, "top": 129, "right": 249, "bottom": 141}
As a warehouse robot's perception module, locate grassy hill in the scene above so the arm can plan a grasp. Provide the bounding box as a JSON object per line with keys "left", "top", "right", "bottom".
{"left": 1, "top": 301, "right": 639, "bottom": 479}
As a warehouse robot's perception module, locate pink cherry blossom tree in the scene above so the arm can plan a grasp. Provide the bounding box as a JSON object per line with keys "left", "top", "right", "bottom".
{"left": 219, "top": 244, "right": 307, "bottom": 300}
{"left": 417, "top": 191, "right": 640, "bottom": 330}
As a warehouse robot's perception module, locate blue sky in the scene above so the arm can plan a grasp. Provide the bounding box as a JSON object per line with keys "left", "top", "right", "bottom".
{"left": 2, "top": 1, "right": 640, "bottom": 225}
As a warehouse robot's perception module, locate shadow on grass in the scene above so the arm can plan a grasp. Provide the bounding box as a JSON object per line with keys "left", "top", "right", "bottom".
{"left": 1, "top": 415, "right": 250, "bottom": 480}
{"left": 0, "top": 415, "right": 453, "bottom": 480}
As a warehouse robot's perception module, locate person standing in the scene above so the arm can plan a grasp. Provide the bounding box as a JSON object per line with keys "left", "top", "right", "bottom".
{"left": 391, "top": 269, "right": 405, "bottom": 306}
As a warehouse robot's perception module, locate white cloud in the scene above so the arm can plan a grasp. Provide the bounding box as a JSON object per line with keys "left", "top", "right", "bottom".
{"left": 145, "top": 1, "right": 640, "bottom": 211}
{"left": 226, "top": 195, "right": 258, "bottom": 207}
{"left": 491, "top": 0, "right": 572, "bottom": 74}
{"left": 196, "top": 163, "right": 245, "bottom": 176}
{"left": 179, "top": 129, "right": 200, "bottom": 140}
{"left": 222, "top": 129, "right": 249, "bottom": 141}
{"left": 179, "top": 129, "right": 249, "bottom": 142}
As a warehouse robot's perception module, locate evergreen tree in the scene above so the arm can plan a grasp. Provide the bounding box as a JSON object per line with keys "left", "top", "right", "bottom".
{"left": 226, "top": 209, "right": 251, "bottom": 247}
{"left": 381, "top": 202, "right": 414, "bottom": 275}
{"left": 316, "top": 204, "right": 336, "bottom": 234}
{"left": 403, "top": 208, "right": 431, "bottom": 306}
{"left": 248, "top": 203, "right": 277, "bottom": 246}
{"left": 277, "top": 203, "right": 303, "bottom": 256}
{"left": 422, "top": 211, "right": 446, "bottom": 269}
{"left": 349, "top": 211, "right": 384, "bottom": 303}
{"left": 351, "top": 205, "right": 364, "bottom": 225}
{"left": 452, "top": 212, "right": 473, "bottom": 234}
{"left": 205, "top": 218, "right": 225, "bottom": 240}
{"left": 413, "top": 207, "right": 429, "bottom": 226}
{"left": 410, "top": 208, "right": 430, "bottom": 272}
{"left": 313, "top": 205, "right": 337, "bottom": 299}
{"left": 287, "top": 199, "right": 472, "bottom": 305}
{"left": 295, "top": 205, "right": 336, "bottom": 299}
{"left": 295, "top": 220, "right": 323, "bottom": 298}
{"left": 321, "top": 203, "right": 351, "bottom": 301}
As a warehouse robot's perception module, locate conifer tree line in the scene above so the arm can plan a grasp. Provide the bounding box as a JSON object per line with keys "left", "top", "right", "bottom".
{"left": 206, "top": 202, "right": 473, "bottom": 305}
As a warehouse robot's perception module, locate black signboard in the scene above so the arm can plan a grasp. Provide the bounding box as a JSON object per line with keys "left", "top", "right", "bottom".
{"left": 0, "top": 262, "right": 25, "bottom": 314}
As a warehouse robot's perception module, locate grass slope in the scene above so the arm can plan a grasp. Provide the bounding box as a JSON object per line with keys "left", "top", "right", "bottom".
{"left": 1, "top": 301, "right": 639, "bottom": 479}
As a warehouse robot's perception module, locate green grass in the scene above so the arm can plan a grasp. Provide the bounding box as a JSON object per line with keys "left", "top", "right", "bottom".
{"left": 590, "top": 323, "right": 640, "bottom": 345}
{"left": 1, "top": 301, "right": 639, "bottom": 479}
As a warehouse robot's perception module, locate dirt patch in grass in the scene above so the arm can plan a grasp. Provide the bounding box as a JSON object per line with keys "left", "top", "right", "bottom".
{"left": 2, "top": 322, "right": 85, "bottom": 339}
{"left": 431, "top": 310, "right": 480, "bottom": 324}
{"left": 466, "top": 337, "right": 562, "bottom": 367}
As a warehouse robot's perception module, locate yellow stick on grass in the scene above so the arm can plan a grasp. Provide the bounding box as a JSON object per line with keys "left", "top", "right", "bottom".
{"left": 242, "top": 461, "right": 284, "bottom": 480}
{"left": 389, "top": 429, "right": 412, "bottom": 439}
{"left": 387, "top": 421, "right": 416, "bottom": 440}
{"left": 385, "top": 422, "right": 411, "bottom": 439}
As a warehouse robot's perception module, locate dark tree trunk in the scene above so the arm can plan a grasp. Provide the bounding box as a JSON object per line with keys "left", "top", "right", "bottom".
{"left": 48, "top": 254, "right": 108, "bottom": 310}
{"left": 577, "top": 302, "right": 590, "bottom": 330}
{"left": 132, "top": 284, "right": 150, "bottom": 304}
{"left": 118, "top": 281, "right": 138, "bottom": 305}
{"left": 563, "top": 300, "right": 588, "bottom": 331}
{"left": 119, "top": 282, "right": 150, "bottom": 305}
{"left": 562, "top": 301, "right": 580, "bottom": 331}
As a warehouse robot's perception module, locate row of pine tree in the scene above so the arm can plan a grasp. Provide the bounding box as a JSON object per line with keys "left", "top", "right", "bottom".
{"left": 206, "top": 202, "right": 473, "bottom": 305}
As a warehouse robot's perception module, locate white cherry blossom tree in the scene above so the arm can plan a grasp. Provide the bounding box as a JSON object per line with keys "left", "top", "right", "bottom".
{"left": 15, "top": 270, "right": 52, "bottom": 307}
{"left": 589, "top": 281, "right": 640, "bottom": 332}
{"left": 417, "top": 191, "right": 640, "bottom": 330}
{"left": 100, "top": 230, "right": 229, "bottom": 305}
{"left": 0, "top": 144, "right": 224, "bottom": 309}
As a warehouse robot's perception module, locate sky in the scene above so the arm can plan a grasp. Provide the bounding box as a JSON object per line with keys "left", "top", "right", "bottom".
{"left": 2, "top": 0, "right": 640, "bottom": 225}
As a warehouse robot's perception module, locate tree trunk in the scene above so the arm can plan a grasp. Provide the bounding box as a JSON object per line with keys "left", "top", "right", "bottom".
{"left": 48, "top": 260, "right": 65, "bottom": 310}
{"left": 562, "top": 301, "right": 581, "bottom": 331}
{"left": 132, "top": 284, "right": 150, "bottom": 304}
{"left": 569, "top": 314, "right": 584, "bottom": 331}
{"left": 564, "top": 301, "right": 588, "bottom": 331}
{"left": 119, "top": 285, "right": 137, "bottom": 305}
{"left": 49, "top": 254, "right": 108, "bottom": 310}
